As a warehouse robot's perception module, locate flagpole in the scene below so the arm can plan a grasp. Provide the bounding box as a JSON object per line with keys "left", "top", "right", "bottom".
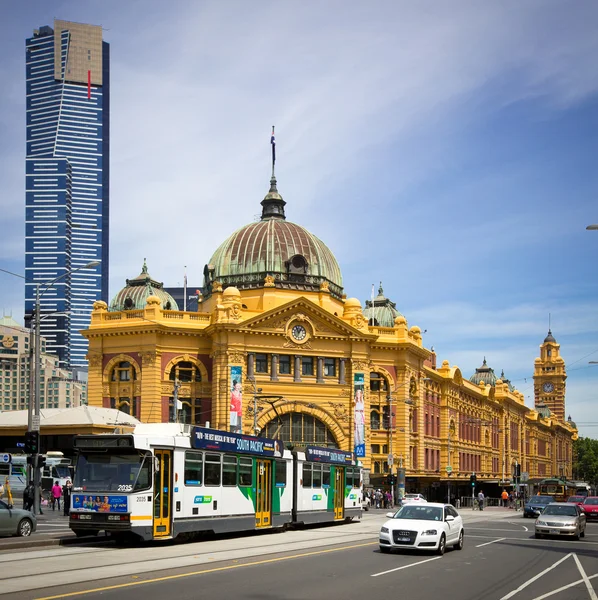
{"left": 271, "top": 125, "right": 276, "bottom": 178}
{"left": 183, "top": 265, "right": 187, "bottom": 312}
{"left": 371, "top": 284, "right": 375, "bottom": 326}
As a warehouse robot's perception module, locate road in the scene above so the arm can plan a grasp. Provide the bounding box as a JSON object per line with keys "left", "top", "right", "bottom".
{"left": 1, "top": 509, "right": 597, "bottom": 600}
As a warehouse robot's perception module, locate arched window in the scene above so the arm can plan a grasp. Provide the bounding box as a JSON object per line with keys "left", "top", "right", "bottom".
{"left": 169, "top": 361, "right": 202, "bottom": 382}
{"left": 287, "top": 254, "right": 308, "bottom": 274}
{"left": 111, "top": 361, "right": 137, "bottom": 382}
{"left": 370, "top": 410, "right": 380, "bottom": 430}
{"left": 110, "top": 397, "right": 137, "bottom": 416}
{"left": 262, "top": 413, "right": 338, "bottom": 448}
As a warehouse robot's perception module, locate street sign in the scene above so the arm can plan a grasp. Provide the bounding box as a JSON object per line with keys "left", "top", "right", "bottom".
{"left": 521, "top": 472, "right": 529, "bottom": 482}
{"left": 445, "top": 465, "right": 453, "bottom": 474}
{"left": 31, "top": 415, "right": 40, "bottom": 432}
{"left": 0, "top": 453, "right": 11, "bottom": 464}
{"left": 388, "top": 454, "right": 394, "bottom": 466}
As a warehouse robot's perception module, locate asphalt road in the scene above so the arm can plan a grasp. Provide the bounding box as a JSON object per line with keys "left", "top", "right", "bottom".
{"left": 1, "top": 510, "right": 597, "bottom": 600}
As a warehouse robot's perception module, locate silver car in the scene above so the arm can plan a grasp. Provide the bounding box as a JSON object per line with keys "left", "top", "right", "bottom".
{"left": 0, "top": 500, "right": 37, "bottom": 537}
{"left": 535, "top": 502, "right": 586, "bottom": 540}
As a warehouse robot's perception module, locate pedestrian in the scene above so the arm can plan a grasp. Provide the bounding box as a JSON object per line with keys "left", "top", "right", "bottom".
{"left": 23, "top": 482, "right": 34, "bottom": 512}
{"left": 501, "top": 489, "right": 508, "bottom": 508}
{"left": 51, "top": 480, "right": 62, "bottom": 511}
{"left": 477, "top": 490, "right": 485, "bottom": 511}
{"left": 62, "top": 480, "right": 72, "bottom": 516}
{"left": 2, "top": 477, "right": 13, "bottom": 508}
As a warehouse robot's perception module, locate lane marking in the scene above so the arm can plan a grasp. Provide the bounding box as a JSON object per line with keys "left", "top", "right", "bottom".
{"left": 476, "top": 538, "right": 506, "bottom": 547}
{"left": 572, "top": 553, "right": 598, "bottom": 600}
{"left": 499, "top": 553, "right": 573, "bottom": 600}
{"left": 34, "top": 541, "right": 377, "bottom": 600}
{"left": 530, "top": 573, "right": 598, "bottom": 600}
{"left": 371, "top": 556, "right": 442, "bottom": 577}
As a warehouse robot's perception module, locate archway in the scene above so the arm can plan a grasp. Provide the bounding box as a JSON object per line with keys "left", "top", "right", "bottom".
{"left": 261, "top": 412, "right": 339, "bottom": 448}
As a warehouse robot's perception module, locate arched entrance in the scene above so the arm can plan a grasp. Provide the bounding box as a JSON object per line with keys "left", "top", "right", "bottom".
{"left": 261, "top": 412, "right": 339, "bottom": 448}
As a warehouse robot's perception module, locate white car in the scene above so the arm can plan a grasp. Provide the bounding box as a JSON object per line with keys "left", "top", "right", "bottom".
{"left": 400, "top": 493, "right": 427, "bottom": 505}
{"left": 379, "top": 502, "right": 464, "bottom": 556}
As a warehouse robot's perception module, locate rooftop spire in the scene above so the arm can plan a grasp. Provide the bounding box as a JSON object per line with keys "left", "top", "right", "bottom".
{"left": 261, "top": 126, "right": 286, "bottom": 220}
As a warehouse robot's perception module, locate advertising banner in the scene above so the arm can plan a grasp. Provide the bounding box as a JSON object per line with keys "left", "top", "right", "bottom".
{"left": 229, "top": 365, "right": 243, "bottom": 433}
{"left": 353, "top": 372, "right": 365, "bottom": 458}
{"left": 192, "top": 427, "right": 284, "bottom": 458}
{"left": 71, "top": 494, "right": 128, "bottom": 513}
{"left": 305, "top": 446, "right": 354, "bottom": 465}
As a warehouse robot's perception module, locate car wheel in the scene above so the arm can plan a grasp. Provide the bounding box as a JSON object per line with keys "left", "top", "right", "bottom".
{"left": 17, "top": 518, "right": 33, "bottom": 537}
{"left": 437, "top": 534, "right": 446, "bottom": 556}
{"left": 454, "top": 529, "right": 464, "bottom": 550}
{"left": 379, "top": 546, "right": 391, "bottom": 554}
{"left": 573, "top": 532, "right": 579, "bottom": 541}
{"left": 580, "top": 528, "right": 585, "bottom": 539}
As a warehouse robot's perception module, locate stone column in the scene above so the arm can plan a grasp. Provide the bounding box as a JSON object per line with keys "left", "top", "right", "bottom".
{"left": 316, "top": 356, "right": 324, "bottom": 383}
{"left": 294, "top": 355, "right": 302, "bottom": 382}
{"left": 271, "top": 354, "right": 279, "bottom": 382}
{"left": 247, "top": 353, "right": 255, "bottom": 380}
{"left": 339, "top": 358, "right": 346, "bottom": 385}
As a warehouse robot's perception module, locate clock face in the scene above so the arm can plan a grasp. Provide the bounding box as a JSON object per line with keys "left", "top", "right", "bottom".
{"left": 543, "top": 382, "right": 554, "bottom": 393}
{"left": 291, "top": 324, "right": 307, "bottom": 341}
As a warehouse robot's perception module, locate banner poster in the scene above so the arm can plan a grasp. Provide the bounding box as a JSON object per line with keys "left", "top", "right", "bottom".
{"left": 229, "top": 365, "right": 243, "bottom": 434}
{"left": 353, "top": 372, "right": 365, "bottom": 458}
{"left": 71, "top": 494, "right": 128, "bottom": 513}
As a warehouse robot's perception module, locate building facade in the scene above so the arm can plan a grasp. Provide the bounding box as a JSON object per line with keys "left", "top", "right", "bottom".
{"left": 83, "top": 173, "right": 577, "bottom": 500}
{"left": 25, "top": 20, "right": 110, "bottom": 368}
{"left": 0, "top": 316, "right": 86, "bottom": 412}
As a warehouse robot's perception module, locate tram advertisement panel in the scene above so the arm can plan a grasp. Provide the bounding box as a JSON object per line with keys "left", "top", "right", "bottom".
{"left": 353, "top": 373, "right": 366, "bottom": 458}
{"left": 229, "top": 366, "right": 243, "bottom": 434}
{"left": 71, "top": 494, "right": 128, "bottom": 513}
{"left": 192, "top": 427, "right": 284, "bottom": 458}
{"left": 306, "top": 446, "right": 354, "bottom": 465}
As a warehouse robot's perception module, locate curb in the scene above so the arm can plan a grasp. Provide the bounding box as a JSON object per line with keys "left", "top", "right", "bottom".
{"left": 0, "top": 535, "right": 109, "bottom": 552}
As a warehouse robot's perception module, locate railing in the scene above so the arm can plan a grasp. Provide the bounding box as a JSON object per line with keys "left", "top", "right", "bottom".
{"left": 97, "top": 309, "right": 211, "bottom": 325}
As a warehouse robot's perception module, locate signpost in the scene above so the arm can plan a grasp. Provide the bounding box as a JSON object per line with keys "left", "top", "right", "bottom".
{"left": 31, "top": 415, "right": 40, "bottom": 432}
{"left": 445, "top": 465, "right": 453, "bottom": 475}
{"left": 0, "top": 453, "right": 11, "bottom": 464}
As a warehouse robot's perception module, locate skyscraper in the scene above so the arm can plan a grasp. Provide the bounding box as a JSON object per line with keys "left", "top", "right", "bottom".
{"left": 25, "top": 20, "right": 109, "bottom": 368}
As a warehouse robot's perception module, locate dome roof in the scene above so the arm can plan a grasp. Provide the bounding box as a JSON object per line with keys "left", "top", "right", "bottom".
{"left": 110, "top": 260, "right": 179, "bottom": 311}
{"left": 567, "top": 415, "right": 577, "bottom": 428}
{"left": 536, "top": 402, "right": 552, "bottom": 419}
{"left": 544, "top": 329, "right": 557, "bottom": 343}
{"left": 204, "top": 176, "right": 343, "bottom": 298}
{"left": 363, "top": 283, "right": 403, "bottom": 327}
{"left": 469, "top": 357, "right": 498, "bottom": 387}
{"left": 499, "top": 369, "right": 515, "bottom": 392}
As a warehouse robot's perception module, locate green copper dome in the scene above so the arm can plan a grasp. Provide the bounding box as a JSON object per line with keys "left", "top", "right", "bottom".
{"left": 469, "top": 358, "right": 498, "bottom": 387}
{"left": 110, "top": 260, "right": 179, "bottom": 311}
{"left": 363, "top": 283, "right": 403, "bottom": 327}
{"left": 204, "top": 176, "right": 343, "bottom": 298}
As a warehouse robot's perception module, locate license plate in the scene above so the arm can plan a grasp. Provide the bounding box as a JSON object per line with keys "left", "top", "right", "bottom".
{"left": 397, "top": 537, "right": 410, "bottom": 542}
{"left": 549, "top": 529, "right": 560, "bottom": 535}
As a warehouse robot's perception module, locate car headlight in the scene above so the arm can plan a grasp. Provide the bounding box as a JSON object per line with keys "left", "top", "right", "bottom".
{"left": 537, "top": 520, "right": 547, "bottom": 526}
{"left": 381, "top": 527, "right": 389, "bottom": 534}
{"left": 421, "top": 529, "right": 438, "bottom": 536}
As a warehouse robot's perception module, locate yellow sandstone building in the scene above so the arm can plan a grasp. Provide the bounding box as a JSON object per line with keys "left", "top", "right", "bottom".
{"left": 84, "top": 172, "right": 577, "bottom": 500}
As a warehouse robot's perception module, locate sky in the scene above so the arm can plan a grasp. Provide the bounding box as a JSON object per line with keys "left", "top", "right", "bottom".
{"left": 0, "top": 1, "right": 597, "bottom": 437}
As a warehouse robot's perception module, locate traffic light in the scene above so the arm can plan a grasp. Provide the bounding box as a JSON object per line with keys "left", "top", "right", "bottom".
{"left": 515, "top": 464, "right": 521, "bottom": 478}
{"left": 24, "top": 431, "right": 39, "bottom": 454}
{"left": 470, "top": 473, "right": 477, "bottom": 487}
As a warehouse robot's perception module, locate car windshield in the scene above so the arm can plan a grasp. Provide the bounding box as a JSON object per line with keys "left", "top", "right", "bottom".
{"left": 73, "top": 451, "right": 152, "bottom": 492}
{"left": 568, "top": 497, "right": 584, "bottom": 503}
{"left": 529, "top": 496, "right": 552, "bottom": 504}
{"left": 393, "top": 505, "right": 443, "bottom": 521}
{"left": 584, "top": 498, "right": 598, "bottom": 505}
{"left": 542, "top": 505, "right": 578, "bottom": 517}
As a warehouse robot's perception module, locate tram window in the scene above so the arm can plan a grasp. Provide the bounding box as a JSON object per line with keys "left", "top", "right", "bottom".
{"left": 184, "top": 451, "right": 203, "bottom": 486}
{"left": 275, "top": 461, "right": 286, "bottom": 487}
{"left": 239, "top": 457, "right": 253, "bottom": 486}
{"left": 312, "top": 464, "right": 322, "bottom": 488}
{"left": 346, "top": 469, "right": 354, "bottom": 487}
{"left": 0, "top": 465, "right": 8, "bottom": 477}
{"left": 223, "top": 454, "right": 237, "bottom": 486}
{"left": 204, "top": 453, "right": 221, "bottom": 486}
{"left": 322, "top": 465, "right": 331, "bottom": 488}
{"left": 303, "top": 463, "right": 312, "bottom": 487}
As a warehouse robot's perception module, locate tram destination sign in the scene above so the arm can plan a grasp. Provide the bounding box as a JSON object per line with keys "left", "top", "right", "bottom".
{"left": 305, "top": 446, "right": 354, "bottom": 465}
{"left": 73, "top": 436, "right": 134, "bottom": 450}
{"left": 191, "top": 427, "right": 284, "bottom": 458}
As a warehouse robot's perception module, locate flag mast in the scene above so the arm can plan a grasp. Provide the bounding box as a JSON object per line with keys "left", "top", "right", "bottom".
{"left": 271, "top": 125, "right": 276, "bottom": 178}
{"left": 183, "top": 265, "right": 187, "bottom": 312}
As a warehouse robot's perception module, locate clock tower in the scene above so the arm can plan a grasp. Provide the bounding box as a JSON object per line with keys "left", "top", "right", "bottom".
{"left": 533, "top": 329, "right": 567, "bottom": 421}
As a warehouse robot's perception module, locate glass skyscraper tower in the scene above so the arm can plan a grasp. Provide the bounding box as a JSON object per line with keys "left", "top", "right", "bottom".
{"left": 25, "top": 20, "right": 109, "bottom": 368}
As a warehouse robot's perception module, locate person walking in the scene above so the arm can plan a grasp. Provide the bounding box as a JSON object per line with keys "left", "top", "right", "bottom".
{"left": 23, "top": 482, "right": 34, "bottom": 512}
{"left": 477, "top": 490, "right": 485, "bottom": 511}
{"left": 501, "top": 489, "right": 509, "bottom": 508}
{"left": 62, "top": 480, "right": 72, "bottom": 516}
{"left": 51, "top": 481, "right": 62, "bottom": 511}
{"left": 3, "top": 477, "right": 13, "bottom": 508}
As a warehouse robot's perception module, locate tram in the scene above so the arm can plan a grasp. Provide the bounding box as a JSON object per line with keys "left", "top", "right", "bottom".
{"left": 536, "top": 478, "right": 592, "bottom": 502}
{"left": 69, "top": 424, "right": 362, "bottom": 541}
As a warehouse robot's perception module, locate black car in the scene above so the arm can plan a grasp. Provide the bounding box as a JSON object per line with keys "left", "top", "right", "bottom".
{"left": 523, "top": 495, "right": 555, "bottom": 518}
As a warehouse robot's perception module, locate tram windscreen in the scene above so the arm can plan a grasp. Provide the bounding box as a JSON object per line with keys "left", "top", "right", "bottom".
{"left": 53, "top": 465, "right": 71, "bottom": 479}
{"left": 73, "top": 452, "right": 151, "bottom": 492}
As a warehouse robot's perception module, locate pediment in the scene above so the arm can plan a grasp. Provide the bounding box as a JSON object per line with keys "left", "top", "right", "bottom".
{"left": 240, "top": 298, "right": 370, "bottom": 339}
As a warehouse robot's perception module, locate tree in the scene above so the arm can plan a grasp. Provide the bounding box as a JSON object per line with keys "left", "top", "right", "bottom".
{"left": 573, "top": 437, "right": 598, "bottom": 486}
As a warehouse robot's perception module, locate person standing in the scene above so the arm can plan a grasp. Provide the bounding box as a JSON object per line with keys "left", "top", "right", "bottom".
{"left": 477, "top": 490, "right": 485, "bottom": 511}
{"left": 62, "top": 480, "right": 72, "bottom": 516}
{"left": 501, "top": 489, "right": 509, "bottom": 507}
{"left": 23, "top": 482, "right": 34, "bottom": 512}
{"left": 3, "top": 477, "right": 13, "bottom": 508}
{"left": 51, "top": 481, "right": 62, "bottom": 511}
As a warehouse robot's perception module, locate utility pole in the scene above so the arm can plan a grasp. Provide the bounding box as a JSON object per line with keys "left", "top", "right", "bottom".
{"left": 32, "top": 283, "right": 41, "bottom": 516}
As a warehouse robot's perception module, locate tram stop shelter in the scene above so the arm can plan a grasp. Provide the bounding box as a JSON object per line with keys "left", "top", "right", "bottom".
{"left": 0, "top": 406, "right": 140, "bottom": 458}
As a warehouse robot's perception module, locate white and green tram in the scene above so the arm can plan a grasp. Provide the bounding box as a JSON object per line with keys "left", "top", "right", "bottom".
{"left": 69, "top": 424, "right": 362, "bottom": 541}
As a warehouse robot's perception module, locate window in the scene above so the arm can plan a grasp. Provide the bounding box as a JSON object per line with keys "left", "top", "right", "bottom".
{"left": 312, "top": 464, "right": 322, "bottom": 488}
{"left": 279, "top": 355, "right": 291, "bottom": 374}
{"left": 169, "top": 361, "right": 201, "bottom": 382}
{"left": 302, "top": 357, "right": 314, "bottom": 376}
{"left": 324, "top": 358, "right": 336, "bottom": 377}
{"left": 322, "top": 465, "right": 331, "bottom": 487}
{"left": 255, "top": 354, "right": 268, "bottom": 373}
{"left": 370, "top": 411, "right": 380, "bottom": 430}
{"left": 111, "top": 361, "right": 136, "bottom": 382}
{"left": 371, "top": 444, "right": 380, "bottom": 454}
{"left": 239, "top": 457, "right": 253, "bottom": 486}
{"left": 204, "top": 453, "right": 221, "bottom": 486}
{"left": 222, "top": 454, "right": 237, "bottom": 486}
{"left": 275, "top": 461, "right": 287, "bottom": 487}
{"left": 303, "top": 463, "right": 312, "bottom": 487}
{"left": 184, "top": 451, "right": 203, "bottom": 485}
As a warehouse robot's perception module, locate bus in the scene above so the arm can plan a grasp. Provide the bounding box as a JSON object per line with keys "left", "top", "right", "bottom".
{"left": 0, "top": 452, "right": 72, "bottom": 497}
{"left": 537, "top": 478, "right": 592, "bottom": 502}
{"left": 69, "top": 424, "right": 362, "bottom": 542}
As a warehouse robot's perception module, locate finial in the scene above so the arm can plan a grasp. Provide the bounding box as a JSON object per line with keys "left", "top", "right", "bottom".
{"left": 142, "top": 258, "right": 148, "bottom": 274}
{"left": 378, "top": 281, "right": 383, "bottom": 295}
{"left": 500, "top": 369, "right": 505, "bottom": 378}
{"left": 482, "top": 356, "right": 487, "bottom": 366}
{"left": 271, "top": 125, "right": 276, "bottom": 178}
{"left": 261, "top": 127, "right": 286, "bottom": 220}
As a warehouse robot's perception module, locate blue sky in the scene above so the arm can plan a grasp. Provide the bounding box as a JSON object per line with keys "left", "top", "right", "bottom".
{"left": 1, "top": 1, "right": 597, "bottom": 436}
